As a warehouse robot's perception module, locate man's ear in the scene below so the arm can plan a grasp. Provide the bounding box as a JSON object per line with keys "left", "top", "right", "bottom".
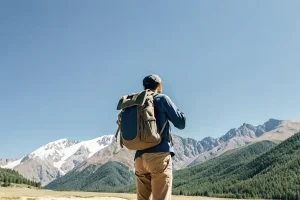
{"left": 157, "top": 83, "right": 162, "bottom": 93}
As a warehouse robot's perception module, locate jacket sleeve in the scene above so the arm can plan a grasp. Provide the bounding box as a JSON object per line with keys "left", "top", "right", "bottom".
{"left": 162, "top": 95, "right": 186, "bottom": 130}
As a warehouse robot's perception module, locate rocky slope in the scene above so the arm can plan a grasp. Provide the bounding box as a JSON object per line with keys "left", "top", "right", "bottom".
{"left": 78, "top": 134, "right": 208, "bottom": 171}
{"left": 188, "top": 119, "right": 300, "bottom": 167}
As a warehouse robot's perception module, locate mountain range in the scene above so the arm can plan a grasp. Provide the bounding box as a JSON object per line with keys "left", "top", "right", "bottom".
{"left": 1, "top": 118, "right": 300, "bottom": 186}
{"left": 47, "top": 130, "right": 300, "bottom": 199}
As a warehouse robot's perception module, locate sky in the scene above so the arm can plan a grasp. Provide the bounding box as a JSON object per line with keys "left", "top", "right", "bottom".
{"left": 1, "top": 0, "right": 300, "bottom": 158}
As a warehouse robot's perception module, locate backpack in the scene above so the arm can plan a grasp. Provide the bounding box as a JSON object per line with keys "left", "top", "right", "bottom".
{"left": 115, "top": 89, "right": 170, "bottom": 150}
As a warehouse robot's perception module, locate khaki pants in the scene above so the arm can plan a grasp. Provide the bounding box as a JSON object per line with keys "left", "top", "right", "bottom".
{"left": 134, "top": 152, "right": 172, "bottom": 200}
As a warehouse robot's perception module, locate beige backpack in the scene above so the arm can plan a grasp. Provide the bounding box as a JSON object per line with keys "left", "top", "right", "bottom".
{"left": 115, "top": 89, "right": 169, "bottom": 150}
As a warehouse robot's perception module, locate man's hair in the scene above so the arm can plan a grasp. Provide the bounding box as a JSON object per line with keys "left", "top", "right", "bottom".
{"left": 144, "top": 82, "right": 159, "bottom": 91}
{"left": 143, "top": 74, "right": 161, "bottom": 91}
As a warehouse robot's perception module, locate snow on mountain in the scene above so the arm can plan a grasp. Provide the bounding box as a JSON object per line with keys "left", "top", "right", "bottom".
{"left": 30, "top": 138, "right": 79, "bottom": 166}
{"left": 1, "top": 135, "right": 114, "bottom": 184}
{"left": 0, "top": 158, "right": 18, "bottom": 166}
{"left": 1, "top": 157, "right": 24, "bottom": 169}
{"left": 30, "top": 135, "right": 113, "bottom": 169}
{"left": 53, "top": 136, "right": 113, "bottom": 171}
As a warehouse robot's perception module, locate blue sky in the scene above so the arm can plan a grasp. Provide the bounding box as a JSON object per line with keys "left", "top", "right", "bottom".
{"left": 1, "top": 1, "right": 300, "bottom": 158}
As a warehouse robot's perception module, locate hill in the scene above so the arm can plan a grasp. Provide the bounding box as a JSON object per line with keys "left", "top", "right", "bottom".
{"left": 44, "top": 161, "right": 135, "bottom": 192}
{"left": 172, "top": 140, "right": 277, "bottom": 197}
{"left": 173, "top": 132, "right": 300, "bottom": 199}
{"left": 0, "top": 167, "right": 41, "bottom": 188}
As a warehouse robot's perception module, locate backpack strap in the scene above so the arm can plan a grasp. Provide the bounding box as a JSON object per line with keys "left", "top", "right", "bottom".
{"left": 159, "top": 119, "right": 168, "bottom": 135}
{"left": 159, "top": 118, "right": 174, "bottom": 146}
{"left": 169, "top": 129, "right": 174, "bottom": 146}
{"left": 115, "top": 112, "right": 123, "bottom": 148}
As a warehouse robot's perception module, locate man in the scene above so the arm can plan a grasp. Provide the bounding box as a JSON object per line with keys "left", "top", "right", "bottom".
{"left": 134, "top": 74, "right": 186, "bottom": 200}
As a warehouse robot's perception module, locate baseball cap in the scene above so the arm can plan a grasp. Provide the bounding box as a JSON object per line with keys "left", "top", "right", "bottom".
{"left": 143, "top": 74, "right": 162, "bottom": 88}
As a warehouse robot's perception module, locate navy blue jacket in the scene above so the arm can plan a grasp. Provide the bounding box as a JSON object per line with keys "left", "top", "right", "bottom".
{"left": 134, "top": 93, "right": 186, "bottom": 160}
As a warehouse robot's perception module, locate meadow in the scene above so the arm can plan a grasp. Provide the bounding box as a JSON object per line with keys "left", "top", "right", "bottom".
{"left": 0, "top": 187, "right": 245, "bottom": 200}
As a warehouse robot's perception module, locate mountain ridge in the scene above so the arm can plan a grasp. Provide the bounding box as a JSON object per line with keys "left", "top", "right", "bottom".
{"left": 2, "top": 118, "right": 300, "bottom": 186}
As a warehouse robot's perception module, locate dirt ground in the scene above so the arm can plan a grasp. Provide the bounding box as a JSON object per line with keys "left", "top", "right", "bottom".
{"left": 0, "top": 187, "right": 244, "bottom": 200}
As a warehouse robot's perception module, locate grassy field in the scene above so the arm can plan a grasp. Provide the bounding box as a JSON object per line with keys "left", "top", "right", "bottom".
{"left": 0, "top": 187, "right": 247, "bottom": 200}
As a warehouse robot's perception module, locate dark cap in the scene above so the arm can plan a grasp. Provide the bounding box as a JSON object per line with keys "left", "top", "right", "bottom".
{"left": 143, "top": 74, "right": 162, "bottom": 88}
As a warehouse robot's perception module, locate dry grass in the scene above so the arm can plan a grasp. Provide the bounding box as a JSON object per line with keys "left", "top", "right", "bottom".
{"left": 0, "top": 197, "right": 20, "bottom": 200}
{"left": 0, "top": 187, "right": 246, "bottom": 200}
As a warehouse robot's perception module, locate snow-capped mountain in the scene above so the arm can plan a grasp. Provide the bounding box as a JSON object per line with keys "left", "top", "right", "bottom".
{"left": 1, "top": 135, "right": 114, "bottom": 185}
{"left": 70, "top": 119, "right": 300, "bottom": 173}
{"left": 2, "top": 118, "right": 300, "bottom": 187}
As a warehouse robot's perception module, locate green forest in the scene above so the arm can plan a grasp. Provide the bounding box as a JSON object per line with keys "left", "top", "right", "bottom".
{"left": 0, "top": 167, "right": 41, "bottom": 188}
{"left": 45, "top": 161, "right": 135, "bottom": 192}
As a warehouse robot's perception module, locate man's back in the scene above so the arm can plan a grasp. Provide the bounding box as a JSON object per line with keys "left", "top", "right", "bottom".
{"left": 134, "top": 93, "right": 186, "bottom": 160}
